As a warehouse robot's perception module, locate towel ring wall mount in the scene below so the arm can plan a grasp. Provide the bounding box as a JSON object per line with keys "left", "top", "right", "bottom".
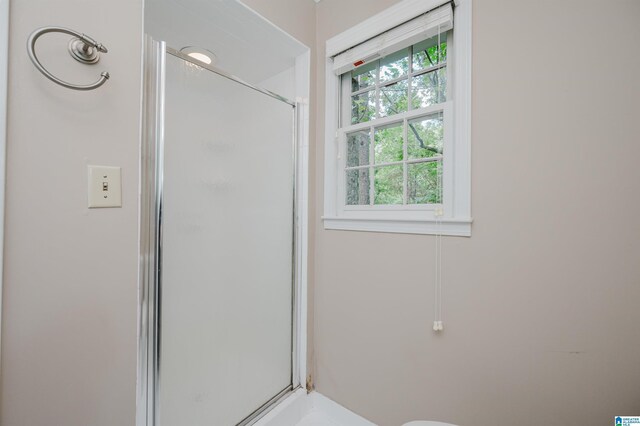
{"left": 27, "top": 26, "right": 110, "bottom": 91}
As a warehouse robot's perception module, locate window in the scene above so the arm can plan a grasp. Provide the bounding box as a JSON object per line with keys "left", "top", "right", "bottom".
{"left": 342, "top": 34, "right": 448, "bottom": 208}
{"left": 323, "top": 0, "right": 472, "bottom": 236}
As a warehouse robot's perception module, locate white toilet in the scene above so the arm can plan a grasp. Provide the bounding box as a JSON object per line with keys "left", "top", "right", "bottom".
{"left": 402, "top": 422, "right": 458, "bottom": 426}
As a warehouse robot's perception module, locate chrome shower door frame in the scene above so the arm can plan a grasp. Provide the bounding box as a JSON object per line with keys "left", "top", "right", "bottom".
{"left": 0, "top": 0, "right": 8, "bottom": 370}
{"left": 137, "top": 37, "right": 303, "bottom": 426}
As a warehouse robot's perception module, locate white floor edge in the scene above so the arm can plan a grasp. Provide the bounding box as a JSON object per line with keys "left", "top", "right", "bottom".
{"left": 253, "top": 388, "right": 377, "bottom": 426}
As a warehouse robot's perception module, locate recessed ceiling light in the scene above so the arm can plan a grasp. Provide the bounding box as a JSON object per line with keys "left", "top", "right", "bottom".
{"left": 180, "top": 46, "right": 216, "bottom": 65}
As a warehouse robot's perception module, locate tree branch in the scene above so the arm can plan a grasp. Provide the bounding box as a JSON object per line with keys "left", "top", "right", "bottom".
{"left": 380, "top": 89, "right": 441, "bottom": 155}
{"left": 425, "top": 49, "right": 435, "bottom": 66}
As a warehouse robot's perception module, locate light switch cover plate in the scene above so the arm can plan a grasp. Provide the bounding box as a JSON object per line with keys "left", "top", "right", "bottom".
{"left": 88, "top": 165, "right": 122, "bottom": 208}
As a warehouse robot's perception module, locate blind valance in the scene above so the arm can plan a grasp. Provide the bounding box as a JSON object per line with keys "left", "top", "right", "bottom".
{"left": 331, "top": 2, "right": 453, "bottom": 75}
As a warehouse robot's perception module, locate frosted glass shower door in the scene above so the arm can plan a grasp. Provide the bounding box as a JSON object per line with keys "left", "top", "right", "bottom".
{"left": 159, "top": 54, "right": 295, "bottom": 426}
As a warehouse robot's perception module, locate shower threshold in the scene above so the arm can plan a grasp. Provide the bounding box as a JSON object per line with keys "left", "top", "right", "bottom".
{"left": 253, "top": 389, "right": 375, "bottom": 426}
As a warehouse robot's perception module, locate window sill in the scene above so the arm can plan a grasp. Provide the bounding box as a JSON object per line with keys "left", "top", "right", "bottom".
{"left": 322, "top": 216, "right": 472, "bottom": 236}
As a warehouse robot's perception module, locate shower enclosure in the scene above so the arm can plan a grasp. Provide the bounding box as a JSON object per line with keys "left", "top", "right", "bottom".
{"left": 138, "top": 3, "right": 309, "bottom": 423}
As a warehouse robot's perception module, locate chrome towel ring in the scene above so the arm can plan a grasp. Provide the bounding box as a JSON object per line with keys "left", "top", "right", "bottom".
{"left": 27, "top": 26, "right": 110, "bottom": 91}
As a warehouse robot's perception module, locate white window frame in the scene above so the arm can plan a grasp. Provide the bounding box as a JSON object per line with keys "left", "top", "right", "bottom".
{"left": 323, "top": 0, "right": 472, "bottom": 236}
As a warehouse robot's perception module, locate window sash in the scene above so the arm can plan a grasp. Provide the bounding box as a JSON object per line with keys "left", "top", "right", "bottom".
{"left": 341, "top": 34, "right": 450, "bottom": 128}
{"left": 337, "top": 102, "right": 452, "bottom": 212}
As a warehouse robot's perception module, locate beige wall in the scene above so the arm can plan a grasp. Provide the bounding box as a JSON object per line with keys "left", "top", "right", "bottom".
{"left": 3, "top": 1, "right": 640, "bottom": 426}
{"left": 242, "top": 0, "right": 316, "bottom": 49}
{"left": 1, "top": 1, "right": 143, "bottom": 425}
{"left": 313, "top": 1, "right": 640, "bottom": 426}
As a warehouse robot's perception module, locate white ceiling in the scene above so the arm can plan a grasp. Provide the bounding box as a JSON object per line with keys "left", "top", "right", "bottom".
{"left": 145, "top": 0, "right": 308, "bottom": 82}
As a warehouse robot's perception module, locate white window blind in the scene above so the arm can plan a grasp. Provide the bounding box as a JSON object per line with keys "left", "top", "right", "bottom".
{"left": 331, "top": 3, "right": 454, "bottom": 75}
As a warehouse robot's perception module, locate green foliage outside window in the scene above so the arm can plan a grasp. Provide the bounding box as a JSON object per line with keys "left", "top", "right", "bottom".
{"left": 344, "top": 34, "right": 448, "bottom": 206}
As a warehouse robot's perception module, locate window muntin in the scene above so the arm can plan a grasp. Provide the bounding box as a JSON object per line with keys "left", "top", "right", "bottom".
{"left": 341, "top": 32, "right": 449, "bottom": 209}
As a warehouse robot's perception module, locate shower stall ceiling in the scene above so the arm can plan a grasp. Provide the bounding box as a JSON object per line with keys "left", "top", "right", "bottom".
{"left": 145, "top": 0, "right": 308, "bottom": 97}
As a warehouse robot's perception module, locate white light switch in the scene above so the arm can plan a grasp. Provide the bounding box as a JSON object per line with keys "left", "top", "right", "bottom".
{"left": 88, "top": 165, "right": 122, "bottom": 208}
